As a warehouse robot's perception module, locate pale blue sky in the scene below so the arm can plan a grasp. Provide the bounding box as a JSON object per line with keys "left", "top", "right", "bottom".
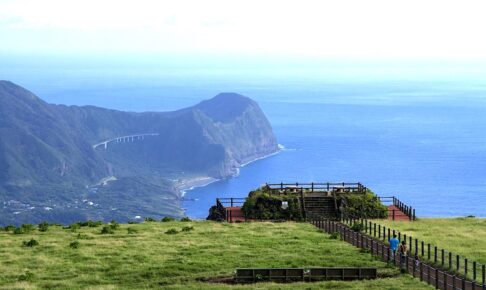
{"left": 1, "top": 0, "right": 486, "bottom": 60}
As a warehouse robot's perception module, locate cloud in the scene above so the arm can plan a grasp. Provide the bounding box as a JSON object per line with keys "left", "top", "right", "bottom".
{"left": 1, "top": 0, "right": 486, "bottom": 59}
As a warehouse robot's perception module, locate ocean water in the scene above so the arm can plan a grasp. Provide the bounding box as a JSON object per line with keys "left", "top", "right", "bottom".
{"left": 5, "top": 68, "right": 486, "bottom": 218}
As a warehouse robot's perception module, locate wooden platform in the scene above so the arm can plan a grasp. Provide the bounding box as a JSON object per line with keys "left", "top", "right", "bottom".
{"left": 387, "top": 205, "right": 410, "bottom": 221}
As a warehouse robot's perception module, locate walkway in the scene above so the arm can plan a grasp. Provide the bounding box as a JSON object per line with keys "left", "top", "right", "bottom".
{"left": 387, "top": 205, "right": 411, "bottom": 221}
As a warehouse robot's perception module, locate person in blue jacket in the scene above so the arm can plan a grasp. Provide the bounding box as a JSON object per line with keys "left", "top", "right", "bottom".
{"left": 389, "top": 234, "right": 400, "bottom": 261}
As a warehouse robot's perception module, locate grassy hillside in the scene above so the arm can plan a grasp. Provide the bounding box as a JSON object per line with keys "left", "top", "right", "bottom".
{"left": 374, "top": 218, "right": 486, "bottom": 264}
{"left": 0, "top": 221, "right": 432, "bottom": 289}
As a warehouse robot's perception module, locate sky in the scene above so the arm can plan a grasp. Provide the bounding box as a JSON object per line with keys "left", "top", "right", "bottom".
{"left": 1, "top": 0, "right": 486, "bottom": 61}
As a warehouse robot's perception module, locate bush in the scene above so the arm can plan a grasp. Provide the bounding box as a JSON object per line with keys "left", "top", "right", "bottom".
{"left": 351, "top": 222, "right": 364, "bottom": 232}
{"left": 109, "top": 221, "right": 119, "bottom": 230}
{"left": 68, "top": 223, "right": 81, "bottom": 232}
{"left": 100, "top": 226, "right": 114, "bottom": 234}
{"left": 76, "top": 233, "right": 90, "bottom": 239}
{"left": 69, "top": 241, "right": 80, "bottom": 249}
{"left": 340, "top": 191, "right": 388, "bottom": 219}
{"left": 180, "top": 217, "right": 191, "bottom": 222}
{"left": 144, "top": 217, "right": 157, "bottom": 222}
{"left": 13, "top": 227, "right": 24, "bottom": 234}
{"left": 18, "top": 271, "right": 34, "bottom": 281}
{"left": 38, "top": 221, "right": 49, "bottom": 232}
{"left": 329, "top": 231, "right": 340, "bottom": 239}
{"left": 23, "top": 238, "right": 39, "bottom": 247}
{"left": 165, "top": 228, "right": 178, "bottom": 235}
{"left": 241, "top": 188, "right": 304, "bottom": 221}
{"left": 161, "top": 217, "right": 175, "bottom": 222}
{"left": 21, "top": 224, "right": 35, "bottom": 233}
{"left": 181, "top": 226, "right": 194, "bottom": 232}
{"left": 4, "top": 225, "right": 15, "bottom": 232}
{"left": 127, "top": 227, "right": 137, "bottom": 234}
{"left": 78, "top": 220, "right": 103, "bottom": 227}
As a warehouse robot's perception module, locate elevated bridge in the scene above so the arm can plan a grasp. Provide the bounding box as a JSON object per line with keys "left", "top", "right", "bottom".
{"left": 93, "top": 133, "right": 159, "bottom": 150}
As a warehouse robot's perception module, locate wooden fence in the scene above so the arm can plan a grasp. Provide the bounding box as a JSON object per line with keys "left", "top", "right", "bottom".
{"left": 311, "top": 219, "right": 486, "bottom": 290}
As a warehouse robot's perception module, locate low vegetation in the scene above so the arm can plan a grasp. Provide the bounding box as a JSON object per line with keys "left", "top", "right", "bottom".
{"left": 340, "top": 191, "right": 388, "bottom": 219}
{"left": 0, "top": 220, "right": 433, "bottom": 289}
{"left": 241, "top": 187, "right": 304, "bottom": 220}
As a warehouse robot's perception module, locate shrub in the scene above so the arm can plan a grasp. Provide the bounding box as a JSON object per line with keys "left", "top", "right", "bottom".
{"left": 100, "top": 226, "right": 114, "bottom": 234}
{"left": 23, "top": 238, "right": 39, "bottom": 247}
{"left": 21, "top": 224, "right": 35, "bottom": 233}
{"left": 329, "top": 231, "right": 340, "bottom": 239}
{"left": 68, "top": 223, "right": 81, "bottom": 232}
{"left": 13, "top": 227, "right": 24, "bottom": 234}
{"left": 78, "top": 220, "right": 103, "bottom": 227}
{"left": 165, "top": 228, "right": 178, "bottom": 235}
{"left": 69, "top": 241, "right": 80, "bottom": 249}
{"left": 181, "top": 226, "right": 194, "bottom": 232}
{"left": 180, "top": 217, "right": 191, "bottom": 222}
{"left": 109, "top": 221, "right": 119, "bottom": 230}
{"left": 4, "top": 225, "right": 15, "bottom": 232}
{"left": 144, "top": 217, "right": 157, "bottom": 222}
{"left": 127, "top": 227, "right": 137, "bottom": 234}
{"left": 351, "top": 222, "right": 364, "bottom": 232}
{"left": 241, "top": 191, "right": 304, "bottom": 221}
{"left": 161, "top": 217, "right": 175, "bottom": 222}
{"left": 340, "top": 191, "right": 388, "bottom": 219}
{"left": 38, "top": 221, "right": 49, "bottom": 232}
{"left": 18, "top": 271, "right": 34, "bottom": 281}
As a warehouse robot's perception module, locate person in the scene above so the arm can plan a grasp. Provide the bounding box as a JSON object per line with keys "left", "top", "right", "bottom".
{"left": 389, "top": 234, "right": 400, "bottom": 261}
{"left": 398, "top": 241, "right": 408, "bottom": 268}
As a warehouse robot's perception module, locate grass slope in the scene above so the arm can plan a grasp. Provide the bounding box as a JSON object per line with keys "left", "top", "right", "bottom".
{"left": 0, "top": 221, "right": 432, "bottom": 289}
{"left": 374, "top": 218, "right": 486, "bottom": 264}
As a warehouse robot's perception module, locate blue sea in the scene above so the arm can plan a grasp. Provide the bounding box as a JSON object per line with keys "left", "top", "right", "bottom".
{"left": 5, "top": 66, "right": 486, "bottom": 219}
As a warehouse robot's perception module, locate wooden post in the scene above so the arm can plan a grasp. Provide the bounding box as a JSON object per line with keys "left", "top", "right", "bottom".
{"left": 482, "top": 264, "right": 485, "bottom": 288}
{"left": 422, "top": 241, "right": 425, "bottom": 256}
{"left": 420, "top": 262, "right": 423, "bottom": 281}
{"left": 409, "top": 236, "right": 412, "bottom": 254}
{"left": 441, "top": 249, "right": 444, "bottom": 267}
{"left": 428, "top": 244, "right": 431, "bottom": 260}
{"left": 466, "top": 258, "right": 468, "bottom": 277}
{"left": 473, "top": 261, "right": 477, "bottom": 281}
{"left": 311, "top": 182, "right": 314, "bottom": 192}
{"left": 428, "top": 264, "right": 431, "bottom": 284}
{"left": 412, "top": 256, "right": 416, "bottom": 277}
{"left": 378, "top": 224, "right": 381, "bottom": 238}
{"left": 434, "top": 246, "right": 438, "bottom": 263}
{"left": 388, "top": 228, "right": 391, "bottom": 241}
{"left": 413, "top": 209, "right": 416, "bottom": 221}
{"left": 393, "top": 209, "right": 395, "bottom": 220}
{"left": 449, "top": 252, "right": 452, "bottom": 269}
{"left": 435, "top": 268, "right": 439, "bottom": 289}
{"left": 456, "top": 255, "right": 460, "bottom": 271}
{"left": 415, "top": 239, "right": 418, "bottom": 256}
{"left": 231, "top": 198, "right": 234, "bottom": 207}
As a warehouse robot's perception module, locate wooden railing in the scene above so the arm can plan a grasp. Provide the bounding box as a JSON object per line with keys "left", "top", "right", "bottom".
{"left": 378, "top": 196, "right": 416, "bottom": 221}
{"left": 265, "top": 182, "right": 367, "bottom": 194}
{"left": 216, "top": 198, "right": 247, "bottom": 222}
{"left": 335, "top": 217, "right": 486, "bottom": 288}
{"left": 311, "top": 219, "right": 486, "bottom": 290}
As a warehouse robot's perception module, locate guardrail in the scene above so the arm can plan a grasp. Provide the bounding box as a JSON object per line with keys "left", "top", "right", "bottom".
{"left": 265, "top": 182, "right": 367, "bottom": 194}
{"left": 378, "top": 196, "right": 416, "bottom": 221}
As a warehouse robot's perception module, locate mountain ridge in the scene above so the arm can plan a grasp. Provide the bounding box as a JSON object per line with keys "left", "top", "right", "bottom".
{"left": 0, "top": 80, "right": 279, "bottom": 225}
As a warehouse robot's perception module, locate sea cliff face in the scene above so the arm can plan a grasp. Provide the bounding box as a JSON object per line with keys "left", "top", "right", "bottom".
{"left": 0, "top": 81, "right": 278, "bottom": 224}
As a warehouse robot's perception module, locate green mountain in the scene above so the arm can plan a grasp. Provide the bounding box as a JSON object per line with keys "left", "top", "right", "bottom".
{"left": 0, "top": 81, "right": 278, "bottom": 225}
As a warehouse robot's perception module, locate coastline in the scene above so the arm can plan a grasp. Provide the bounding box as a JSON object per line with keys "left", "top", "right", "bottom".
{"left": 178, "top": 144, "right": 284, "bottom": 198}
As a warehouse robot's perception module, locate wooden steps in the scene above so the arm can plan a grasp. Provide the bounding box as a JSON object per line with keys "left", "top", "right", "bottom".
{"left": 387, "top": 205, "right": 410, "bottom": 221}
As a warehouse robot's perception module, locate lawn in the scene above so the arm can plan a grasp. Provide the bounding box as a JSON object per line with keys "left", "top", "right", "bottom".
{"left": 374, "top": 218, "right": 486, "bottom": 265}
{"left": 0, "top": 221, "right": 432, "bottom": 289}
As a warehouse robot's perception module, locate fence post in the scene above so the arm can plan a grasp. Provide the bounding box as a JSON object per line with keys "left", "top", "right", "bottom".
{"left": 428, "top": 244, "right": 431, "bottom": 260}
{"left": 482, "top": 264, "right": 485, "bottom": 289}
{"left": 231, "top": 197, "right": 234, "bottom": 207}
{"left": 413, "top": 209, "right": 416, "bottom": 221}
{"left": 415, "top": 239, "right": 418, "bottom": 256}
{"left": 420, "top": 262, "right": 423, "bottom": 281}
{"left": 409, "top": 236, "right": 412, "bottom": 253}
{"left": 457, "top": 255, "right": 460, "bottom": 271}
{"left": 428, "top": 264, "right": 431, "bottom": 284}
{"left": 422, "top": 241, "right": 425, "bottom": 257}
{"left": 393, "top": 209, "right": 396, "bottom": 220}
{"left": 473, "top": 261, "right": 477, "bottom": 281}
{"left": 388, "top": 228, "right": 391, "bottom": 241}
{"left": 436, "top": 268, "right": 439, "bottom": 289}
{"left": 449, "top": 252, "right": 452, "bottom": 269}
{"left": 434, "top": 246, "right": 438, "bottom": 263}
{"left": 466, "top": 258, "right": 468, "bottom": 277}
{"left": 441, "top": 249, "right": 444, "bottom": 267}
{"left": 378, "top": 224, "right": 381, "bottom": 238}
{"left": 412, "top": 256, "right": 416, "bottom": 277}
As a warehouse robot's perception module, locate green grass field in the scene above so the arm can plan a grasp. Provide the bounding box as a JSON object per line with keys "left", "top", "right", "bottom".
{"left": 374, "top": 218, "right": 486, "bottom": 264}
{"left": 0, "top": 221, "right": 432, "bottom": 289}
